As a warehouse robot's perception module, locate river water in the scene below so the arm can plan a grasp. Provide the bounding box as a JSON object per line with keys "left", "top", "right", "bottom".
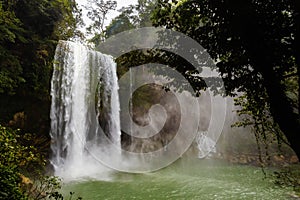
{"left": 62, "top": 158, "right": 294, "bottom": 200}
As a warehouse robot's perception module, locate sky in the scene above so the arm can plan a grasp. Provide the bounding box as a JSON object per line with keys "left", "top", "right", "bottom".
{"left": 77, "top": 0, "right": 138, "bottom": 28}
{"left": 108, "top": 0, "right": 138, "bottom": 24}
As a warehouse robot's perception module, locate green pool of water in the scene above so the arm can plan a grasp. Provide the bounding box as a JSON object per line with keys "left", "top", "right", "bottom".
{"left": 62, "top": 158, "right": 294, "bottom": 200}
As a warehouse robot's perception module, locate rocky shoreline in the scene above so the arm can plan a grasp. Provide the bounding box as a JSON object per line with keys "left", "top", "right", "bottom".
{"left": 218, "top": 153, "right": 299, "bottom": 166}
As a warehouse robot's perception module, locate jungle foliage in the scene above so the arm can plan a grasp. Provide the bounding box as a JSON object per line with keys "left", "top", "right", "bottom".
{"left": 0, "top": 1, "right": 83, "bottom": 198}
{"left": 150, "top": 0, "right": 300, "bottom": 159}
{"left": 0, "top": 0, "right": 82, "bottom": 134}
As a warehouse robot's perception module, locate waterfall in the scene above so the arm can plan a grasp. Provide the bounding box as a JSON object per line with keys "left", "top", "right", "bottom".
{"left": 49, "top": 41, "right": 222, "bottom": 176}
{"left": 50, "top": 41, "right": 121, "bottom": 180}
{"left": 196, "top": 131, "right": 217, "bottom": 159}
{"left": 129, "top": 67, "right": 133, "bottom": 149}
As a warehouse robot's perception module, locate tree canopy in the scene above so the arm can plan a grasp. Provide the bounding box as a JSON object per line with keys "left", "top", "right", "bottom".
{"left": 0, "top": 1, "right": 83, "bottom": 197}
{"left": 151, "top": 0, "right": 300, "bottom": 158}
{"left": 0, "top": 0, "right": 82, "bottom": 133}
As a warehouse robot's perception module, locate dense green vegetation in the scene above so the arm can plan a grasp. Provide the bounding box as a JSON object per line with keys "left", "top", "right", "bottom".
{"left": 0, "top": 125, "right": 38, "bottom": 199}
{"left": 0, "top": 125, "right": 76, "bottom": 199}
{"left": 0, "top": 0, "right": 81, "bottom": 134}
{"left": 0, "top": 0, "right": 82, "bottom": 199}
{"left": 150, "top": 0, "right": 300, "bottom": 159}
{"left": 0, "top": 0, "right": 299, "bottom": 198}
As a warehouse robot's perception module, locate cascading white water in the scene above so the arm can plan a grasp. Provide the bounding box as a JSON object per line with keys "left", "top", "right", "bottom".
{"left": 49, "top": 41, "right": 224, "bottom": 176}
{"left": 50, "top": 41, "right": 121, "bottom": 180}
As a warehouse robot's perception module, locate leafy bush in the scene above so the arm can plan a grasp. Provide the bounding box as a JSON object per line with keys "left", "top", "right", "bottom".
{"left": 0, "top": 165, "right": 26, "bottom": 199}
{"left": 0, "top": 125, "right": 33, "bottom": 199}
{"left": 274, "top": 165, "right": 300, "bottom": 195}
{"left": 0, "top": 125, "right": 82, "bottom": 199}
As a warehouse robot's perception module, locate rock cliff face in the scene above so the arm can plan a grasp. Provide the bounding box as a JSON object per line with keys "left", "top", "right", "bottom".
{"left": 117, "top": 78, "right": 298, "bottom": 163}
{"left": 121, "top": 84, "right": 181, "bottom": 153}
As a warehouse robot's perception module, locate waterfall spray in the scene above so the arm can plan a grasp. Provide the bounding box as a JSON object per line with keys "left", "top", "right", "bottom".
{"left": 49, "top": 37, "right": 224, "bottom": 176}
{"left": 50, "top": 41, "right": 121, "bottom": 180}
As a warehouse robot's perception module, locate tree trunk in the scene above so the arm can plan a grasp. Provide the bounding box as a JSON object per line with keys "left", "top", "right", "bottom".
{"left": 235, "top": 3, "right": 300, "bottom": 160}
{"left": 292, "top": 0, "right": 300, "bottom": 117}
{"left": 249, "top": 46, "right": 300, "bottom": 160}
{"left": 261, "top": 69, "right": 300, "bottom": 160}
